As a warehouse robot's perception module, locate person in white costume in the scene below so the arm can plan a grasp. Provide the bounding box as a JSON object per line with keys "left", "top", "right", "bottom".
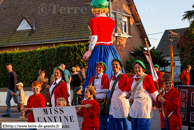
{"left": 126, "top": 60, "right": 158, "bottom": 130}
{"left": 107, "top": 59, "right": 131, "bottom": 130}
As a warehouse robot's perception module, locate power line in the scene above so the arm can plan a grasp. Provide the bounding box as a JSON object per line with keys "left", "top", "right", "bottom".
{"left": 147, "top": 32, "right": 163, "bottom": 35}
{"left": 149, "top": 38, "right": 159, "bottom": 40}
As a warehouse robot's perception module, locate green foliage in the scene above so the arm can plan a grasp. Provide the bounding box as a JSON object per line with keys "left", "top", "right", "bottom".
{"left": 126, "top": 55, "right": 135, "bottom": 73}
{"left": 0, "top": 43, "right": 89, "bottom": 87}
{"left": 177, "top": 20, "right": 194, "bottom": 69}
{"left": 182, "top": 4, "right": 194, "bottom": 22}
{"left": 125, "top": 46, "right": 169, "bottom": 74}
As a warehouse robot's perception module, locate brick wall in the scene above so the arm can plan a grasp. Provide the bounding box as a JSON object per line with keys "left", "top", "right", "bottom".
{"left": 112, "top": 0, "right": 144, "bottom": 66}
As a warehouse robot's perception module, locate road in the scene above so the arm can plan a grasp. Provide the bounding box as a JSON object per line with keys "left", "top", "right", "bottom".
{"left": 0, "top": 107, "right": 189, "bottom": 130}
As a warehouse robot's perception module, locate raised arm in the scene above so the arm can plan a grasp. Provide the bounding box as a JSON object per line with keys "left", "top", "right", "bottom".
{"left": 83, "top": 18, "right": 98, "bottom": 61}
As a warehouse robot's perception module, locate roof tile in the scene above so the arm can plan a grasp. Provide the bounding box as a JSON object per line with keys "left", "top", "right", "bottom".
{"left": 156, "top": 27, "right": 188, "bottom": 56}
{"left": 0, "top": 0, "right": 93, "bottom": 46}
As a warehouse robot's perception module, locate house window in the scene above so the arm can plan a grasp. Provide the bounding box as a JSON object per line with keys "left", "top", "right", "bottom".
{"left": 122, "top": 16, "right": 128, "bottom": 35}
{"left": 17, "top": 19, "right": 32, "bottom": 31}
{"left": 111, "top": 13, "right": 115, "bottom": 20}
{"left": 110, "top": 10, "right": 131, "bottom": 38}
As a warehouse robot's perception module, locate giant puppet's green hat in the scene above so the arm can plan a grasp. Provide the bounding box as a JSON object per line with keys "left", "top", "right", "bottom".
{"left": 90, "top": 0, "right": 109, "bottom": 8}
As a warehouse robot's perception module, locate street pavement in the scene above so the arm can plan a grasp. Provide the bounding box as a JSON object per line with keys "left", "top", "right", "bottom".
{"left": 0, "top": 107, "right": 189, "bottom": 130}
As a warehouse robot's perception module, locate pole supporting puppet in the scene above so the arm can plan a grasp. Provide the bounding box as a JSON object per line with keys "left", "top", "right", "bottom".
{"left": 144, "top": 38, "right": 167, "bottom": 119}
{"left": 88, "top": 26, "right": 91, "bottom": 32}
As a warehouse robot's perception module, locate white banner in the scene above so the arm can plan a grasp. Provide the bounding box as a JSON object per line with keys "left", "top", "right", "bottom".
{"left": 144, "top": 52, "right": 158, "bottom": 81}
{"left": 33, "top": 106, "right": 79, "bottom": 130}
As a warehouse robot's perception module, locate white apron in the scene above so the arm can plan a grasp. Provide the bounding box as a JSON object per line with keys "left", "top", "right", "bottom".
{"left": 109, "top": 79, "right": 130, "bottom": 118}
{"left": 129, "top": 79, "right": 153, "bottom": 119}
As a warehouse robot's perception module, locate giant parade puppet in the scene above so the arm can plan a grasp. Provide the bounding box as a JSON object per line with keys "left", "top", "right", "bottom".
{"left": 83, "top": 0, "right": 125, "bottom": 88}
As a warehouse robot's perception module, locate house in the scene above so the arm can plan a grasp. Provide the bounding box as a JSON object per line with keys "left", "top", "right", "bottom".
{"left": 0, "top": 0, "right": 150, "bottom": 66}
{"left": 156, "top": 27, "right": 188, "bottom": 83}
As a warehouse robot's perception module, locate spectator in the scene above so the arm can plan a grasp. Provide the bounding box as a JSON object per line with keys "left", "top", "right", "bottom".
{"left": 24, "top": 81, "right": 46, "bottom": 123}
{"left": 84, "top": 65, "right": 88, "bottom": 73}
{"left": 81, "top": 67, "right": 86, "bottom": 82}
{"left": 179, "top": 65, "right": 191, "bottom": 85}
{"left": 190, "top": 69, "right": 194, "bottom": 85}
{"left": 2, "top": 63, "right": 18, "bottom": 117}
{"left": 60, "top": 64, "right": 72, "bottom": 105}
{"left": 71, "top": 67, "right": 82, "bottom": 105}
{"left": 50, "top": 68, "right": 55, "bottom": 85}
{"left": 75, "top": 65, "right": 85, "bottom": 85}
{"left": 56, "top": 97, "right": 67, "bottom": 107}
{"left": 107, "top": 59, "right": 131, "bottom": 130}
{"left": 81, "top": 67, "right": 84, "bottom": 71}
{"left": 126, "top": 60, "right": 158, "bottom": 130}
{"left": 15, "top": 82, "right": 25, "bottom": 118}
{"left": 49, "top": 67, "right": 68, "bottom": 107}
{"left": 75, "top": 65, "right": 80, "bottom": 71}
{"left": 38, "top": 68, "right": 46, "bottom": 76}
{"left": 37, "top": 70, "right": 49, "bottom": 104}
{"left": 155, "top": 73, "right": 182, "bottom": 130}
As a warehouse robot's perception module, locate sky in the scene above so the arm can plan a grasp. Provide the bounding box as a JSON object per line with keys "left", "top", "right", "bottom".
{"left": 134, "top": 0, "right": 193, "bottom": 48}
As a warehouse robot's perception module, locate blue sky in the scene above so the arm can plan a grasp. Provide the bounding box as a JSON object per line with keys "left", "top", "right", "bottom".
{"left": 134, "top": 0, "right": 193, "bottom": 48}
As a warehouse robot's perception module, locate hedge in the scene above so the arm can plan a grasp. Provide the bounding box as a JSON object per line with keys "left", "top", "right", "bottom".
{"left": 0, "top": 43, "right": 89, "bottom": 87}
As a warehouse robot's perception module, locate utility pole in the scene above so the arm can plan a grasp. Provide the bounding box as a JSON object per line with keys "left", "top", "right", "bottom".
{"left": 109, "top": 0, "right": 112, "bottom": 18}
{"left": 168, "top": 30, "right": 179, "bottom": 81}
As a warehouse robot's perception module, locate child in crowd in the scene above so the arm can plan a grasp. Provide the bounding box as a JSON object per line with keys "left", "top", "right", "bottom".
{"left": 15, "top": 82, "right": 25, "bottom": 118}
{"left": 76, "top": 86, "right": 100, "bottom": 130}
{"left": 155, "top": 73, "right": 182, "bottom": 130}
{"left": 24, "top": 81, "right": 46, "bottom": 123}
{"left": 56, "top": 97, "right": 67, "bottom": 107}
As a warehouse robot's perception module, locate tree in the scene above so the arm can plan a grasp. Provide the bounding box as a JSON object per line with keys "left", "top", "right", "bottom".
{"left": 182, "top": 4, "right": 194, "bottom": 22}
{"left": 126, "top": 46, "right": 169, "bottom": 74}
{"left": 177, "top": 20, "right": 194, "bottom": 69}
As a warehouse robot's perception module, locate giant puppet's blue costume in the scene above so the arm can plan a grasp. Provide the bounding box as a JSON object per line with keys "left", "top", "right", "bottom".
{"left": 82, "top": 1, "right": 129, "bottom": 130}
{"left": 83, "top": 0, "right": 125, "bottom": 89}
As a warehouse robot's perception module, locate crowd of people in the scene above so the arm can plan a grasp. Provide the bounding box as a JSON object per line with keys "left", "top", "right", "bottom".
{"left": 2, "top": 60, "right": 190, "bottom": 130}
